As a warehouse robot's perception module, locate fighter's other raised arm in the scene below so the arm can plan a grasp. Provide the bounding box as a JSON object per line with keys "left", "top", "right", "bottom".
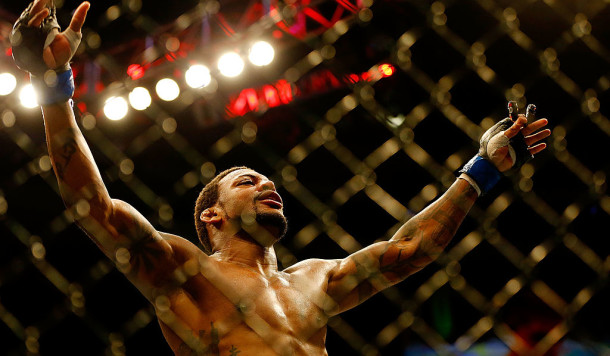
{"left": 325, "top": 110, "right": 550, "bottom": 315}
{"left": 11, "top": 0, "right": 192, "bottom": 300}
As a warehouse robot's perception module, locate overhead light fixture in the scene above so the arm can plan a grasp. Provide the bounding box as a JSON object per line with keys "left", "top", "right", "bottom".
{"left": 218, "top": 52, "right": 244, "bottom": 78}
{"left": 185, "top": 64, "right": 212, "bottom": 88}
{"left": 127, "top": 64, "right": 145, "bottom": 80}
{"left": 156, "top": 78, "right": 180, "bottom": 101}
{"left": 104, "top": 96, "right": 129, "bottom": 120}
{"left": 0, "top": 73, "right": 17, "bottom": 96}
{"left": 249, "top": 41, "right": 275, "bottom": 66}
{"left": 128, "top": 87, "right": 152, "bottom": 110}
{"left": 19, "top": 84, "right": 38, "bottom": 108}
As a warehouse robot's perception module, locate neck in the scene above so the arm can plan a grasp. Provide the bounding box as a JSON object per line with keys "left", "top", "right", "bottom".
{"left": 213, "top": 233, "right": 279, "bottom": 275}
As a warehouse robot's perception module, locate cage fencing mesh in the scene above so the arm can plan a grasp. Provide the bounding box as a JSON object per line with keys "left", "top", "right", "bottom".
{"left": 0, "top": 0, "right": 609, "bottom": 355}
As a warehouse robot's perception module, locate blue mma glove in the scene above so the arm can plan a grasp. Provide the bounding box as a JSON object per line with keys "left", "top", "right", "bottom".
{"left": 11, "top": 1, "right": 82, "bottom": 104}
{"left": 459, "top": 102, "right": 536, "bottom": 195}
{"left": 11, "top": 2, "right": 61, "bottom": 75}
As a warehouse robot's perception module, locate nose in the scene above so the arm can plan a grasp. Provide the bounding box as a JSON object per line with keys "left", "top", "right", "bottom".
{"left": 261, "top": 179, "right": 276, "bottom": 191}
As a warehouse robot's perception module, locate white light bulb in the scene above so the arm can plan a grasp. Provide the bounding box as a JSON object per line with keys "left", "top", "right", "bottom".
{"left": 156, "top": 78, "right": 180, "bottom": 101}
{"left": 185, "top": 64, "right": 212, "bottom": 88}
{"left": 104, "top": 96, "right": 129, "bottom": 120}
{"left": 0, "top": 73, "right": 17, "bottom": 96}
{"left": 249, "top": 41, "right": 275, "bottom": 66}
{"left": 128, "top": 87, "right": 152, "bottom": 110}
{"left": 218, "top": 52, "right": 244, "bottom": 78}
{"left": 19, "top": 84, "right": 38, "bottom": 108}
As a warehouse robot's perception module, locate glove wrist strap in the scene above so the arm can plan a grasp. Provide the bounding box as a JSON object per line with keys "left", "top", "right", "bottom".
{"left": 458, "top": 174, "right": 481, "bottom": 196}
{"left": 30, "top": 68, "right": 74, "bottom": 105}
{"left": 459, "top": 155, "right": 502, "bottom": 196}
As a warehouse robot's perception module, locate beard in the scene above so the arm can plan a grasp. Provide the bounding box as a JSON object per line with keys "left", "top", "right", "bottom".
{"left": 255, "top": 209, "right": 288, "bottom": 241}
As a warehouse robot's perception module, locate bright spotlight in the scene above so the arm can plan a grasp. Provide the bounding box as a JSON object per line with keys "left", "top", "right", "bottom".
{"left": 128, "top": 87, "right": 152, "bottom": 110}
{"left": 19, "top": 84, "right": 38, "bottom": 108}
{"left": 104, "top": 96, "right": 128, "bottom": 121}
{"left": 156, "top": 78, "right": 180, "bottom": 101}
{"left": 0, "top": 73, "right": 17, "bottom": 96}
{"left": 218, "top": 52, "right": 244, "bottom": 78}
{"left": 185, "top": 64, "right": 212, "bottom": 88}
{"left": 249, "top": 41, "right": 275, "bottom": 66}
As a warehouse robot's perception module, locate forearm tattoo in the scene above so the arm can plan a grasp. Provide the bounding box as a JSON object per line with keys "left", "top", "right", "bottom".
{"left": 54, "top": 136, "right": 77, "bottom": 180}
{"left": 343, "top": 186, "right": 474, "bottom": 303}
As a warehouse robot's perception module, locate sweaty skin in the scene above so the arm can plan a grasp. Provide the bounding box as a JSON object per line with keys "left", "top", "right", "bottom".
{"left": 29, "top": 1, "right": 550, "bottom": 354}
{"left": 42, "top": 98, "right": 480, "bottom": 354}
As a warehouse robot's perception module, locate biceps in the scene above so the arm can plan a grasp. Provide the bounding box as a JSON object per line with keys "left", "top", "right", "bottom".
{"left": 80, "top": 199, "right": 176, "bottom": 286}
{"left": 109, "top": 200, "right": 174, "bottom": 266}
{"left": 326, "top": 241, "right": 423, "bottom": 313}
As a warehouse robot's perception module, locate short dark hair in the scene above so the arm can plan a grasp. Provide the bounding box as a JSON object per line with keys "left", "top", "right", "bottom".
{"left": 194, "top": 166, "right": 249, "bottom": 253}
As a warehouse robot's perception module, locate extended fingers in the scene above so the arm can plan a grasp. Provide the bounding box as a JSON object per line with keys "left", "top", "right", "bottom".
{"left": 522, "top": 118, "right": 548, "bottom": 136}
{"left": 30, "top": 0, "right": 50, "bottom": 17}
{"left": 529, "top": 143, "right": 547, "bottom": 155}
{"left": 524, "top": 128, "right": 551, "bottom": 146}
{"left": 504, "top": 116, "right": 528, "bottom": 139}
{"left": 27, "top": 7, "right": 50, "bottom": 27}
{"left": 68, "top": 2, "right": 90, "bottom": 32}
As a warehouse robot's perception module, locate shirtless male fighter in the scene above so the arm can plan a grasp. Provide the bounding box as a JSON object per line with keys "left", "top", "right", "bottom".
{"left": 11, "top": 1, "right": 551, "bottom": 354}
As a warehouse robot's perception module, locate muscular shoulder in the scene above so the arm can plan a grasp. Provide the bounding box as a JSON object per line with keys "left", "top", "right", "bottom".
{"left": 283, "top": 258, "right": 339, "bottom": 277}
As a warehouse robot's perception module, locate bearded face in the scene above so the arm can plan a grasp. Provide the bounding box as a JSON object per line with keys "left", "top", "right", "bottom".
{"left": 254, "top": 209, "right": 288, "bottom": 241}
{"left": 214, "top": 169, "right": 288, "bottom": 246}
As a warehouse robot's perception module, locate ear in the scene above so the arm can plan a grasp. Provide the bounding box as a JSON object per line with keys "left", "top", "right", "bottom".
{"left": 201, "top": 207, "right": 222, "bottom": 225}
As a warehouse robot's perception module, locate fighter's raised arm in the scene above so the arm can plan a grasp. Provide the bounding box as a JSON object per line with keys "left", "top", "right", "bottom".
{"left": 324, "top": 111, "right": 550, "bottom": 315}
{"left": 11, "top": 0, "right": 195, "bottom": 301}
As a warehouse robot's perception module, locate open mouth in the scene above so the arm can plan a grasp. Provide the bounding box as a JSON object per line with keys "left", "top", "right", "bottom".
{"left": 258, "top": 191, "right": 283, "bottom": 209}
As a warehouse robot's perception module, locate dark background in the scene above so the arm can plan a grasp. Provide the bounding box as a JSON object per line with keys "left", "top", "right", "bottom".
{"left": 0, "top": 0, "right": 609, "bottom": 355}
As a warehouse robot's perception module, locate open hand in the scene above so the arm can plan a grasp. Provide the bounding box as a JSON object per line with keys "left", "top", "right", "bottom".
{"left": 490, "top": 115, "right": 551, "bottom": 172}
{"left": 26, "top": 0, "right": 90, "bottom": 70}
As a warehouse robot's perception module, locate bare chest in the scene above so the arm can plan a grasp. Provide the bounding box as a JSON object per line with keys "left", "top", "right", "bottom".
{"left": 159, "top": 261, "right": 335, "bottom": 355}
{"left": 209, "top": 269, "right": 328, "bottom": 335}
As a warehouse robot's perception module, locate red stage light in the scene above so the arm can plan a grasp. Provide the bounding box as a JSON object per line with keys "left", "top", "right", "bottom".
{"left": 226, "top": 65, "right": 393, "bottom": 117}
{"left": 245, "top": 88, "right": 259, "bottom": 111}
{"left": 379, "top": 63, "right": 395, "bottom": 77}
{"left": 263, "top": 85, "right": 281, "bottom": 107}
{"left": 165, "top": 53, "right": 177, "bottom": 62}
{"left": 127, "top": 64, "right": 145, "bottom": 80}
{"left": 276, "top": 80, "right": 293, "bottom": 104}
{"left": 77, "top": 101, "right": 87, "bottom": 113}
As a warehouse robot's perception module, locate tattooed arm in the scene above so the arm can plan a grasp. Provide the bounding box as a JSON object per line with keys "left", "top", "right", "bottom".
{"left": 325, "top": 177, "right": 477, "bottom": 315}
{"left": 42, "top": 102, "right": 188, "bottom": 299}
{"left": 323, "top": 114, "right": 551, "bottom": 315}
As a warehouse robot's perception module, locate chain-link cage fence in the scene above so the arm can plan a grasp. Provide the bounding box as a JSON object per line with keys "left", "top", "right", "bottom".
{"left": 0, "top": 0, "right": 609, "bottom": 355}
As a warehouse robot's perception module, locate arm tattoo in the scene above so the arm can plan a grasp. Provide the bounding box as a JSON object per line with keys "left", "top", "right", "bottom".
{"left": 381, "top": 184, "right": 473, "bottom": 275}
{"left": 378, "top": 239, "right": 423, "bottom": 275}
{"left": 335, "top": 182, "right": 475, "bottom": 306}
{"left": 55, "top": 137, "right": 77, "bottom": 180}
{"left": 130, "top": 233, "right": 165, "bottom": 273}
{"left": 351, "top": 256, "right": 376, "bottom": 302}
